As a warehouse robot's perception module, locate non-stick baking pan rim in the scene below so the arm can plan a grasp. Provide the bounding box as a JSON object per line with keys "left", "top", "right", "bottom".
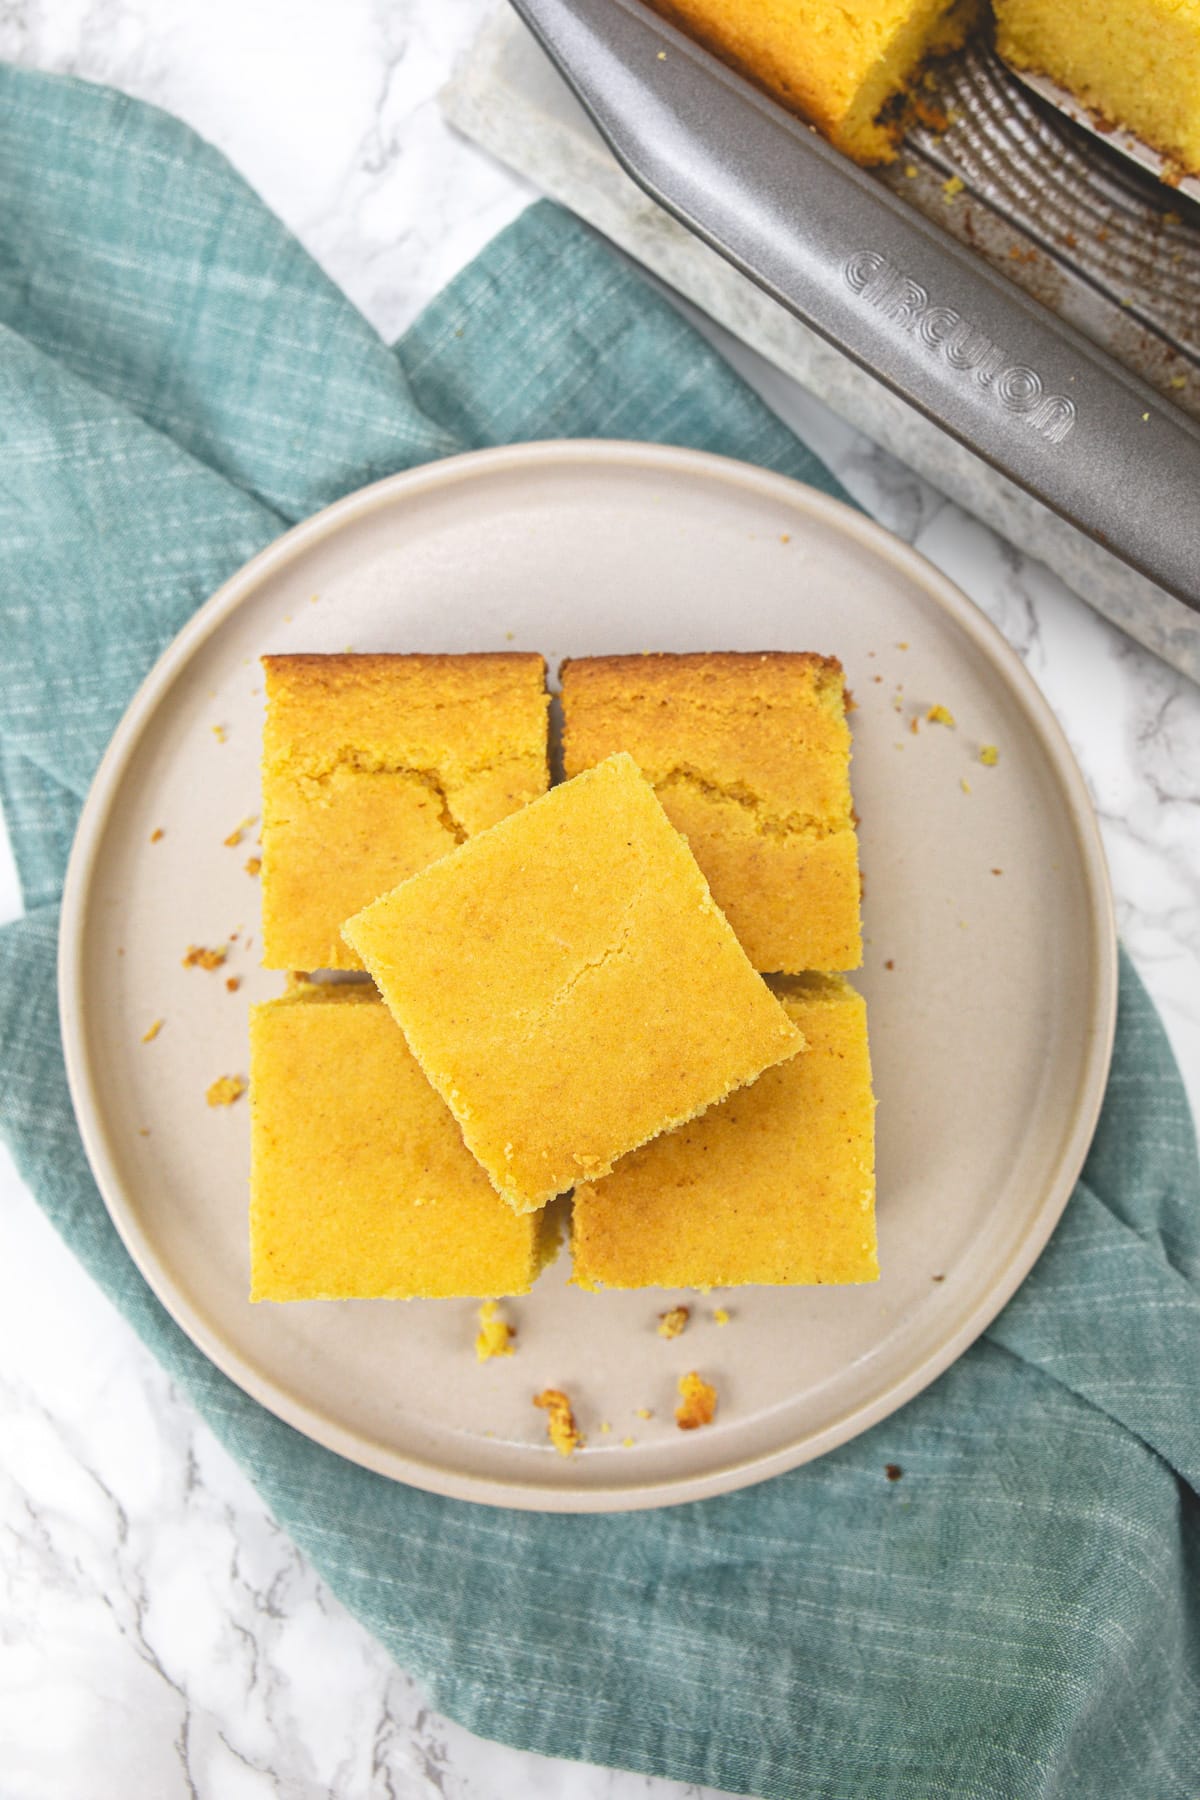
{"left": 509, "top": 0, "right": 1200, "bottom": 614}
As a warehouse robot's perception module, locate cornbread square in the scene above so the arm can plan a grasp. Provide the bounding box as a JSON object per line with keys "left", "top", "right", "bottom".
{"left": 995, "top": 0, "right": 1200, "bottom": 176}
{"left": 572, "top": 974, "right": 877, "bottom": 1289}
{"left": 649, "top": 0, "right": 977, "bottom": 164}
{"left": 249, "top": 985, "right": 561, "bottom": 1300}
{"left": 260, "top": 653, "right": 549, "bottom": 971}
{"left": 342, "top": 753, "right": 805, "bottom": 1214}
{"left": 561, "top": 652, "right": 862, "bottom": 973}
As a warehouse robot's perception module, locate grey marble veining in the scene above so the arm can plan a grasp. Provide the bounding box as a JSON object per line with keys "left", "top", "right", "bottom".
{"left": 0, "top": 2, "right": 1196, "bottom": 1796}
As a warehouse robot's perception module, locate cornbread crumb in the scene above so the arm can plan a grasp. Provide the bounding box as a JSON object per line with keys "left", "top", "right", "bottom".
{"left": 635, "top": 1407, "right": 653, "bottom": 1421}
{"left": 991, "top": 868, "right": 1003, "bottom": 876}
{"left": 225, "top": 977, "right": 241, "bottom": 993}
{"left": 534, "top": 1389, "right": 582, "bottom": 1457}
{"left": 885, "top": 959, "right": 895, "bottom": 970}
{"left": 960, "top": 777, "right": 972, "bottom": 794}
{"left": 245, "top": 857, "right": 261, "bottom": 877}
{"left": 141, "top": 1018, "right": 164, "bottom": 1044}
{"left": 713, "top": 1307, "right": 731, "bottom": 1326}
{"left": 658, "top": 1305, "right": 690, "bottom": 1340}
{"left": 224, "top": 816, "right": 256, "bottom": 848}
{"left": 904, "top": 163, "right": 918, "bottom": 177}
{"left": 622, "top": 1436, "right": 635, "bottom": 1448}
{"left": 942, "top": 175, "right": 964, "bottom": 201}
{"left": 476, "top": 1300, "right": 516, "bottom": 1363}
{"left": 183, "top": 944, "right": 227, "bottom": 971}
{"left": 600, "top": 1421, "right": 612, "bottom": 1434}
{"left": 980, "top": 744, "right": 1000, "bottom": 766}
{"left": 925, "top": 704, "right": 956, "bottom": 727}
{"left": 676, "top": 1371, "right": 717, "bottom": 1431}
{"left": 1169, "top": 375, "right": 1187, "bottom": 390}
{"left": 150, "top": 828, "right": 165, "bottom": 843}
{"left": 212, "top": 725, "right": 227, "bottom": 743}
{"left": 910, "top": 716, "right": 920, "bottom": 735}
{"left": 206, "top": 1075, "right": 246, "bottom": 1107}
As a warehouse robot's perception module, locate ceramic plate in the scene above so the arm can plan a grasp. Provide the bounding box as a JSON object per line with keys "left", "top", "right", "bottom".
{"left": 59, "top": 440, "right": 1116, "bottom": 1511}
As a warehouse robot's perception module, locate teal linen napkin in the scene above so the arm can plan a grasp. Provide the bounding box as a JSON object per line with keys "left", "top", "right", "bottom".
{"left": 1, "top": 65, "right": 1198, "bottom": 1800}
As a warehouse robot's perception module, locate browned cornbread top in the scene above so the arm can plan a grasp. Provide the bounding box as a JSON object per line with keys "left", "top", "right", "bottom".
{"left": 260, "top": 652, "right": 549, "bottom": 971}
{"left": 262, "top": 652, "right": 549, "bottom": 832}
{"left": 342, "top": 752, "right": 805, "bottom": 1214}
{"left": 561, "top": 652, "right": 861, "bottom": 972}
{"left": 571, "top": 973, "right": 877, "bottom": 1291}
{"left": 249, "top": 983, "right": 562, "bottom": 1301}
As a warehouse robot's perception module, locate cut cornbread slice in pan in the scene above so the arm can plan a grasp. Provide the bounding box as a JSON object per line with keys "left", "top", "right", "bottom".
{"left": 260, "top": 652, "right": 549, "bottom": 972}
{"left": 561, "top": 651, "right": 862, "bottom": 973}
{"left": 249, "top": 984, "right": 561, "bottom": 1300}
{"left": 648, "top": 0, "right": 979, "bottom": 165}
{"left": 342, "top": 752, "right": 805, "bottom": 1214}
{"left": 994, "top": 0, "right": 1200, "bottom": 178}
{"left": 572, "top": 974, "right": 876, "bottom": 1290}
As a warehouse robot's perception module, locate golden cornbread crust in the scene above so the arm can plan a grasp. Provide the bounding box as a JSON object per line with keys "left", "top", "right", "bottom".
{"left": 571, "top": 974, "right": 877, "bottom": 1290}
{"left": 648, "top": 0, "right": 978, "bottom": 165}
{"left": 561, "top": 652, "right": 862, "bottom": 973}
{"left": 260, "top": 652, "right": 549, "bottom": 972}
{"left": 343, "top": 753, "right": 805, "bottom": 1214}
{"left": 248, "top": 985, "right": 561, "bottom": 1301}
{"left": 995, "top": 0, "right": 1200, "bottom": 176}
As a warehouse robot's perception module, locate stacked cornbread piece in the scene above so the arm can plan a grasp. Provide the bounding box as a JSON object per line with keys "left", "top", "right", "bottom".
{"left": 249, "top": 651, "right": 877, "bottom": 1304}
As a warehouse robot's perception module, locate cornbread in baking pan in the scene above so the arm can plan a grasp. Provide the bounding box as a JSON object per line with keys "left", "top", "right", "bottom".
{"left": 259, "top": 652, "right": 549, "bottom": 971}
{"left": 342, "top": 753, "right": 805, "bottom": 1214}
{"left": 561, "top": 651, "right": 862, "bottom": 973}
{"left": 249, "top": 985, "right": 561, "bottom": 1301}
{"left": 648, "top": 0, "right": 978, "bottom": 164}
{"left": 572, "top": 974, "right": 877, "bottom": 1290}
{"left": 994, "top": 0, "right": 1200, "bottom": 177}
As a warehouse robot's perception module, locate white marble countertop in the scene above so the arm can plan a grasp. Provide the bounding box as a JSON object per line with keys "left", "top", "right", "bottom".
{"left": 0, "top": 4, "right": 1197, "bottom": 1797}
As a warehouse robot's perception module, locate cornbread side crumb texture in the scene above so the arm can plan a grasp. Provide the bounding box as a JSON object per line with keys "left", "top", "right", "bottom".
{"left": 561, "top": 652, "right": 862, "bottom": 973}
{"left": 343, "top": 753, "right": 805, "bottom": 1214}
{"left": 260, "top": 653, "right": 549, "bottom": 971}
{"left": 995, "top": 0, "right": 1200, "bottom": 177}
{"left": 648, "top": 0, "right": 978, "bottom": 164}
{"left": 572, "top": 974, "right": 877, "bottom": 1289}
{"left": 249, "top": 985, "right": 560, "bottom": 1301}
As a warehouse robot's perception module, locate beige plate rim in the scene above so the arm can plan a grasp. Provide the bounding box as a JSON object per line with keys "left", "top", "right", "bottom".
{"left": 58, "top": 439, "right": 1118, "bottom": 1512}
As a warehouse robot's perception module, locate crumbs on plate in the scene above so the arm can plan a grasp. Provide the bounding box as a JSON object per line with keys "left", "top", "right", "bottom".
{"left": 476, "top": 1300, "right": 516, "bottom": 1363}
{"left": 206, "top": 1075, "right": 246, "bottom": 1108}
{"left": 141, "top": 1018, "right": 164, "bottom": 1044}
{"left": 675, "top": 1371, "right": 717, "bottom": 1431}
{"left": 533, "top": 1388, "right": 582, "bottom": 1457}
{"left": 657, "top": 1304, "right": 690, "bottom": 1340}
{"left": 183, "top": 943, "right": 228, "bottom": 971}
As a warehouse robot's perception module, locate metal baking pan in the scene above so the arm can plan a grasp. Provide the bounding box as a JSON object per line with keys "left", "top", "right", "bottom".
{"left": 509, "top": 0, "right": 1200, "bottom": 613}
